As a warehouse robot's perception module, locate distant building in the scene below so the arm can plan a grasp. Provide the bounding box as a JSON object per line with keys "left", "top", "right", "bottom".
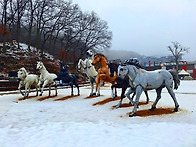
{"left": 143, "top": 60, "right": 196, "bottom": 79}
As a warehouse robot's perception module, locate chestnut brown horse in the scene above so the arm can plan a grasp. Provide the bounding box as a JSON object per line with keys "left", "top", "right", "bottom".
{"left": 92, "top": 54, "right": 117, "bottom": 96}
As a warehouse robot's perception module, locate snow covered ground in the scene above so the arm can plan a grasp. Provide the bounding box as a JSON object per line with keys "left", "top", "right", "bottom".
{"left": 0, "top": 80, "right": 196, "bottom": 147}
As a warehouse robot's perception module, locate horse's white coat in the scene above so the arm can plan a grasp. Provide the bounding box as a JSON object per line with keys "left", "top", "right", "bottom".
{"left": 17, "top": 67, "right": 39, "bottom": 99}
{"left": 77, "top": 58, "right": 97, "bottom": 96}
{"left": 36, "top": 61, "right": 57, "bottom": 96}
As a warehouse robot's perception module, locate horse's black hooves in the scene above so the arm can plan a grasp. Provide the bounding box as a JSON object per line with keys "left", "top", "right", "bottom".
{"left": 129, "top": 114, "right": 135, "bottom": 117}
{"left": 150, "top": 107, "right": 156, "bottom": 111}
{"left": 173, "top": 106, "right": 179, "bottom": 112}
{"left": 78, "top": 94, "right": 80, "bottom": 96}
{"left": 93, "top": 93, "right": 96, "bottom": 96}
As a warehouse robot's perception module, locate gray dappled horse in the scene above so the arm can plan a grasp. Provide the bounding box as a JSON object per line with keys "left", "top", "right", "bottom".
{"left": 118, "top": 59, "right": 180, "bottom": 117}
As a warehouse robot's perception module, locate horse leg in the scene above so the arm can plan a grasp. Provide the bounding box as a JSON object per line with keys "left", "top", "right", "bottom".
{"left": 111, "top": 84, "right": 116, "bottom": 100}
{"left": 96, "top": 83, "right": 102, "bottom": 97}
{"left": 115, "top": 87, "right": 117, "bottom": 97}
{"left": 18, "top": 82, "right": 24, "bottom": 96}
{"left": 74, "top": 81, "right": 80, "bottom": 96}
{"left": 23, "top": 84, "right": 29, "bottom": 100}
{"left": 54, "top": 81, "right": 58, "bottom": 96}
{"left": 121, "top": 86, "right": 127, "bottom": 99}
{"left": 48, "top": 84, "right": 51, "bottom": 96}
{"left": 90, "top": 80, "right": 94, "bottom": 96}
{"left": 129, "top": 86, "right": 143, "bottom": 117}
{"left": 95, "top": 74, "right": 100, "bottom": 91}
{"left": 150, "top": 87, "right": 162, "bottom": 111}
{"left": 35, "top": 83, "right": 38, "bottom": 96}
{"left": 116, "top": 87, "right": 132, "bottom": 109}
{"left": 131, "top": 91, "right": 136, "bottom": 101}
{"left": 144, "top": 90, "right": 150, "bottom": 103}
{"left": 40, "top": 80, "right": 48, "bottom": 96}
{"left": 166, "top": 85, "right": 179, "bottom": 112}
{"left": 126, "top": 87, "right": 135, "bottom": 105}
{"left": 70, "top": 83, "right": 74, "bottom": 96}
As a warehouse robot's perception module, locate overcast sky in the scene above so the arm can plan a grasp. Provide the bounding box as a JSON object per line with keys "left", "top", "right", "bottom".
{"left": 72, "top": 0, "right": 196, "bottom": 61}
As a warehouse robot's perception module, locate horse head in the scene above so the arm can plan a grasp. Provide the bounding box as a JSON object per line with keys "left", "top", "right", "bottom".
{"left": 17, "top": 67, "right": 27, "bottom": 80}
{"left": 36, "top": 61, "right": 44, "bottom": 71}
{"left": 86, "top": 49, "right": 94, "bottom": 59}
{"left": 118, "top": 65, "right": 129, "bottom": 79}
{"left": 108, "top": 61, "right": 119, "bottom": 77}
{"left": 92, "top": 54, "right": 107, "bottom": 67}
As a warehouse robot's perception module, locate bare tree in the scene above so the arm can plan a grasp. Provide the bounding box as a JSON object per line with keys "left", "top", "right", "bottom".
{"left": 15, "top": 0, "right": 28, "bottom": 49}
{"left": 25, "top": 0, "right": 39, "bottom": 50}
{"left": 0, "top": 0, "right": 9, "bottom": 53}
{"left": 168, "top": 41, "right": 189, "bottom": 73}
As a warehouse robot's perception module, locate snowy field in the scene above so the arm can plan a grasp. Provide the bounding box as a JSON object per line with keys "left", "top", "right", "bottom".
{"left": 0, "top": 80, "right": 196, "bottom": 147}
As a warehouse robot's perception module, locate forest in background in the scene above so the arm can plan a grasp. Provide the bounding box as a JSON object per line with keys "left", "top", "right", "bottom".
{"left": 0, "top": 0, "right": 112, "bottom": 64}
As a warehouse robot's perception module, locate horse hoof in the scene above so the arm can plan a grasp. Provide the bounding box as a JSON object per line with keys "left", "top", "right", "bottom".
{"left": 39, "top": 94, "right": 42, "bottom": 96}
{"left": 129, "top": 113, "right": 135, "bottom": 117}
{"left": 173, "top": 105, "right": 179, "bottom": 112}
{"left": 150, "top": 106, "right": 156, "bottom": 111}
{"left": 78, "top": 94, "right": 80, "bottom": 96}
{"left": 93, "top": 93, "right": 96, "bottom": 96}
{"left": 96, "top": 94, "right": 100, "bottom": 97}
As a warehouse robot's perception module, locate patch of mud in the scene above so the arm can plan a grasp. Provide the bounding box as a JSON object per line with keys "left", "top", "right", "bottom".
{"left": 37, "top": 95, "right": 57, "bottom": 101}
{"left": 85, "top": 95, "right": 104, "bottom": 99}
{"left": 18, "top": 95, "right": 37, "bottom": 101}
{"left": 54, "top": 95, "right": 78, "bottom": 101}
{"left": 92, "top": 96, "right": 121, "bottom": 106}
{"left": 127, "top": 107, "right": 182, "bottom": 117}
{"left": 111, "top": 101, "right": 150, "bottom": 109}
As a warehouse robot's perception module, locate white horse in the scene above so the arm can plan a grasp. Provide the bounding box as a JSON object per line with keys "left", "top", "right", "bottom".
{"left": 118, "top": 60, "right": 180, "bottom": 117}
{"left": 17, "top": 67, "right": 39, "bottom": 99}
{"left": 36, "top": 61, "right": 58, "bottom": 96}
{"left": 86, "top": 49, "right": 95, "bottom": 60}
{"left": 77, "top": 58, "right": 97, "bottom": 96}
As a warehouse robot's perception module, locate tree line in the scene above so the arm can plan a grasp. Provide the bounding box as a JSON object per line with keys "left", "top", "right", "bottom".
{"left": 0, "top": 0, "right": 112, "bottom": 64}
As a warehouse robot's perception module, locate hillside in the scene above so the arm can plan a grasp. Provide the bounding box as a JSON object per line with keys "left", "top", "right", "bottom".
{"left": 0, "top": 42, "right": 69, "bottom": 80}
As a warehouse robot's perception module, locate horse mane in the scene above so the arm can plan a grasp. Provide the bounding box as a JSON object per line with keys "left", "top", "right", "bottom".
{"left": 95, "top": 53, "right": 108, "bottom": 61}
{"left": 122, "top": 58, "right": 143, "bottom": 69}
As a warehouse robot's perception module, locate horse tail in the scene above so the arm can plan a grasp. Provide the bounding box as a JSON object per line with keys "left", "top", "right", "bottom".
{"left": 169, "top": 70, "right": 180, "bottom": 90}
